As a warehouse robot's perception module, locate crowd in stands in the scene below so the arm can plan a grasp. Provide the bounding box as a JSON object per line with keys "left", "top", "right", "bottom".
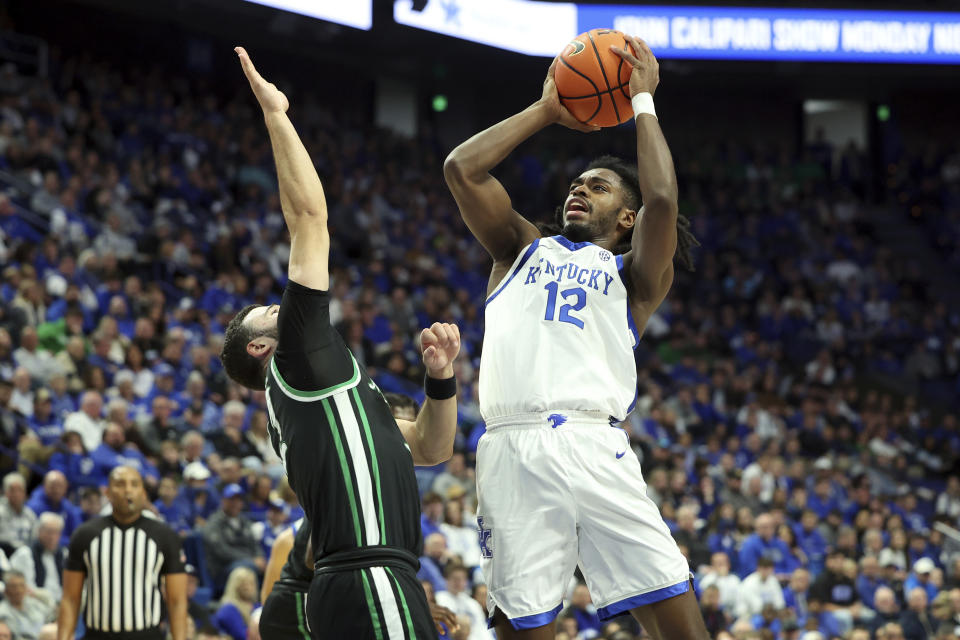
{"left": 0, "top": 34, "right": 958, "bottom": 640}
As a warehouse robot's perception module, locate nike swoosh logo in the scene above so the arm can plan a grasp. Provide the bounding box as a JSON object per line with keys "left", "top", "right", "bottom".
{"left": 567, "top": 40, "right": 585, "bottom": 56}
{"left": 615, "top": 450, "right": 626, "bottom": 459}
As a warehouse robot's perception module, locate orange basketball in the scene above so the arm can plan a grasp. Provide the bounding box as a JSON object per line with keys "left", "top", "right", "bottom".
{"left": 555, "top": 28, "right": 634, "bottom": 128}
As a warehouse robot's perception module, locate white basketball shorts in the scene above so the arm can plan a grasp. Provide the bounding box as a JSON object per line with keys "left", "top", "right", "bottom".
{"left": 475, "top": 410, "right": 690, "bottom": 630}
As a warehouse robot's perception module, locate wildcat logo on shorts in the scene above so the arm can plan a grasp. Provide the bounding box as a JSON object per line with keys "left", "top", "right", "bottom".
{"left": 477, "top": 516, "right": 493, "bottom": 559}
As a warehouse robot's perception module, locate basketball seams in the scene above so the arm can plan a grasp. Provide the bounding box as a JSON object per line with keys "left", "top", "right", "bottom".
{"left": 586, "top": 30, "right": 621, "bottom": 124}
{"left": 557, "top": 30, "right": 633, "bottom": 126}
{"left": 560, "top": 81, "right": 630, "bottom": 101}
{"left": 558, "top": 56, "right": 602, "bottom": 123}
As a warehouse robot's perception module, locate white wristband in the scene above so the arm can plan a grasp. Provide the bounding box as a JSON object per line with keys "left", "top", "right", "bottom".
{"left": 631, "top": 92, "right": 657, "bottom": 119}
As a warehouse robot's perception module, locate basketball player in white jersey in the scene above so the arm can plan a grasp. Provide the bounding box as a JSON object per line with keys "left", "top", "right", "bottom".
{"left": 443, "top": 36, "right": 707, "bottom": 639}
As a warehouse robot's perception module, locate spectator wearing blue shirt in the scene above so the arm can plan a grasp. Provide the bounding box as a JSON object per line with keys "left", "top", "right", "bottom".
{"left": 25, "top": 469, "right": 82, "bottom": 545}
{"left": 420, "top": 491, "right": 444, "bottom": 540}
{"left": 68, "top": 489, "right": 100, "bottom": 529}
{"left": 417, "top": 532, "right": 448, "bottom": 595}
{"left": 245, "top": 475, "right": 274, "bottom": 524}
{"left": 27, "top": 388, "right": 63, "bottom": 446}
{"left": 739, "top": 513, "right": 792, "bottom": 578}
{"left": 90, "top": 422, "right": 160, "bottom": 488}
{"left": 154, "top": 476, "right": 192, "bottom": 534}
{"left": 855, "top": 555, "right": 887, "bottom": 609}
{"left": 903, "top": 557, "right": 939, "bottom": 603}
{"left": 782, "top": 568, "right": 812, "bottom": 626}
{"left": 47, "top": 431, "right": 100, "bottom": 490}
{"left": 251, "top": 499, "right": 287, "bottom": 559}
{"left": 807, "top": 475, "right": 842, "bottom": 519}
{"left": 175, "top": 371, "right": 220, "bottom": 432}
{"left": 776, "top": 524, "right": 807, "bottom": 580}
{"left": 794, "top": 509, "right": 828, "bottom": 575}
{"left": 562, "top": 583, "right": 602, "bottom": 635}
{"left": 894, "top": 495, "right": 928, "bottom": 533}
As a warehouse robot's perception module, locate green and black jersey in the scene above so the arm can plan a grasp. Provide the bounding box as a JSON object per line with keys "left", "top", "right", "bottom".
{"left": 264, "top": 281, "right": 422, "bottom": 561}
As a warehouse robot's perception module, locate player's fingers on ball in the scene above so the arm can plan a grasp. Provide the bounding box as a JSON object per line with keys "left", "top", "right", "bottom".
{"left": 613, "top": 45, "right": 641, "bottom": 68}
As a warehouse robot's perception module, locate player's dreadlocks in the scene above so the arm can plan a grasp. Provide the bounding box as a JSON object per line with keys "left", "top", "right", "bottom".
{"left": 544, "top": 155, "right": 699, "bottom": 271}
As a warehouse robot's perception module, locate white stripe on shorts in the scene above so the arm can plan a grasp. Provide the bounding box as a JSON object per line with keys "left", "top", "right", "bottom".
{"left": 370, "top": 567, "right": 405, "bottom": 640}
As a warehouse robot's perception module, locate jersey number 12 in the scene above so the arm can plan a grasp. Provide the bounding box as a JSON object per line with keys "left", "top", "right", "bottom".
{"left": 544, "top": 282, "right": 585, "bottom": 329}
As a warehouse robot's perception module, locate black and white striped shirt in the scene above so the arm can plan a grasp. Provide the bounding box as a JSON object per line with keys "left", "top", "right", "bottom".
{"left": 66, "top": 515, "right": 185, "bottom": 636}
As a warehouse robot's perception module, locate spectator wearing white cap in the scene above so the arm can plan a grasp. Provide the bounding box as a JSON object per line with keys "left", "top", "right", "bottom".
{"left": 181, "top": 460, "right": 217, "bottom": 527}
{"left": 905, "top": 557, "right": 939, "bottom": 603}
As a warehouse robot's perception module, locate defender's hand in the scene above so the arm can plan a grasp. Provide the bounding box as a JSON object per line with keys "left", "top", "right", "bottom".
{"left": 539, "top": 57, "right": 600, "bottom": 133}
{"left": 430, "top": 603, "right": 460, "bottom": 634}
{"left": 609, "top": 36, "right": 659, "bottom": 97}
{"left": 420, "top": 323, "right": 460, "bottom": 378}
{"left": 235, "top": 46, "right": 289, "bottom": 114}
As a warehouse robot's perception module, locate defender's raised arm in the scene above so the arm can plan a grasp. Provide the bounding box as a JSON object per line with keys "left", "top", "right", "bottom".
{"left": 236, "top": 46, "right": 329, "bottom": 291}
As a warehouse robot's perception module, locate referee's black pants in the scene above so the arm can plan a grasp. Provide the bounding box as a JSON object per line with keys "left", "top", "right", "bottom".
{"left": 260, "top": 585, "right": 311, "bottom": 640}
{"left": 306, "top": 549, "right": 434, "bottom": 639}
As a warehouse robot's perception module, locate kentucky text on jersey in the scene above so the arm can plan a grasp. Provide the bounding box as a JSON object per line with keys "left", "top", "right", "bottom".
{"left": 523, "top": 258, "right": 616, "bottom": 295}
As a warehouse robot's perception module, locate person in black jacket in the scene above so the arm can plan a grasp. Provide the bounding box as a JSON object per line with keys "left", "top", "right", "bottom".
{"left": 900, "top": 587, "right": 935, "bottom": 640}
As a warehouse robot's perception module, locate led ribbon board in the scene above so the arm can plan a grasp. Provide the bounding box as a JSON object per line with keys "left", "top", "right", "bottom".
{"left": 578, "top": 5, "right": 960, "bottom": 63}
{"left": 394, "top": 1, "right": 960, "bottom": 63}
{"left": 243, "top": 0, "right": 372, "bottom": 30}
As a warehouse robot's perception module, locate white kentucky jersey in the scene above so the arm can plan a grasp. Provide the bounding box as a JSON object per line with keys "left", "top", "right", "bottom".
{"left": 479, "top": 235, "right": 640, "bottom": 422}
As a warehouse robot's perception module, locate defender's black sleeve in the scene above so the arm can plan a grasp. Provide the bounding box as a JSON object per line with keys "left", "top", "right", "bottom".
{"left": 273, "top": 280, "right": 356, "bottom": 392}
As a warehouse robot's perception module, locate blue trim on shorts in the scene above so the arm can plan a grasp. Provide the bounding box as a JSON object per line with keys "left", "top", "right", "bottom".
{"left": 488, "top": 604, "right": 563, "bottom": 630}
{"left": 597, "top": 579, "right": 690, "bottom": 621}
{"left": 485, "top": 238, "right": 540, "bottom": 307}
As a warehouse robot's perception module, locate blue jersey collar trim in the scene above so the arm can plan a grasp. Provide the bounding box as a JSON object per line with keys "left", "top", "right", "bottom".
{"left": 551, "top": 235, "right": 596, "bottom": 252}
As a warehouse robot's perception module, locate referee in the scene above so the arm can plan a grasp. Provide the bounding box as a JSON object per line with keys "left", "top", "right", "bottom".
{"left": 57, "top": 466, "right": 187, "bottom": 640}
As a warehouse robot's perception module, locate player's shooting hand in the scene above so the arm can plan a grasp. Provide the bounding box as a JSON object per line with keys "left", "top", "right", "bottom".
{"left": 430, "top": 603, "right": 459, "bottom": 635}
{"left": 539, "top": 57, "right": 601, "bottom": 134}
{"left": 420, "top": 323, "right": 460, "bottom": 378}
{"left": 235, "top": 46, "right": 289, "bottom": 114}
{"left": 609, "top": 35, "right": 660, "bottom": 97}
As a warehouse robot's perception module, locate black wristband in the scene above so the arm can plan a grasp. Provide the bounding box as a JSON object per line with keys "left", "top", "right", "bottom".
{"left": 424, "top": 374, "right": 457, "bottom": 400}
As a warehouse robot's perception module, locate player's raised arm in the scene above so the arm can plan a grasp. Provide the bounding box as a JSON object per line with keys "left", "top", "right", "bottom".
{"left": 236, "top": 46, "right": 330, "bottom": 290}
{"left": 610, "top": 37, "right": 682, "bottom": 314}
{"left": 396, "top": 323, "right": 461, "bottom": 466}
{"left": 443, "top": 59, "right": 599, "bottom": 270}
